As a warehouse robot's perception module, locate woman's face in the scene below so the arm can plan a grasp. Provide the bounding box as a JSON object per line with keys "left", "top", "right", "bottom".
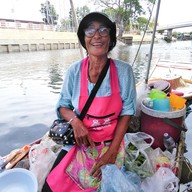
{"left": 84, "top": 22, "right": 110, "bottom": 57}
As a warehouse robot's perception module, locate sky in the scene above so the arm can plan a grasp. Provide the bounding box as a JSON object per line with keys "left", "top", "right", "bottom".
{"left": 158, "top": 0, "right": 192, "bottom": 26}
{"left": 0, "top": 0, "right": 192, "bottom": 32}
{"left": 0, "top": 0, "right": 94, "bottom": 21}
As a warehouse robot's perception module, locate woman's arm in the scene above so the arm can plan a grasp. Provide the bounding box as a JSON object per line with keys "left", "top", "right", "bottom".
{"left": 59, "top": 107, "right": 95, "bottom": 147}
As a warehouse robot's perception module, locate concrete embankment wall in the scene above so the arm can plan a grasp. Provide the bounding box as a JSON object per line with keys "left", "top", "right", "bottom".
{"left": 0, "top": 29, "right": 79, "bottom": 53}
{"left": 0, "top": 29, "right": 153, "bottom": 53}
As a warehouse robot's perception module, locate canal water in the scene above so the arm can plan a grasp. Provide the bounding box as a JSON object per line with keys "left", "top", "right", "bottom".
{"left": 0, "top": 40, "right": 192, "bottom": 158}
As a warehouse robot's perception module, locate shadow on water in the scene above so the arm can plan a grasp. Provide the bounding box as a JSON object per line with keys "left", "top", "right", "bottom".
{"left": 0, "top": 124, "right": 48, "bottom": 156}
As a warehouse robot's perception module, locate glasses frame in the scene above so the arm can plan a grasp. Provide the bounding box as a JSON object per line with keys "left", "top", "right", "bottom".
{"left": 84, "top": 27, "right": 110, "bottom": 38}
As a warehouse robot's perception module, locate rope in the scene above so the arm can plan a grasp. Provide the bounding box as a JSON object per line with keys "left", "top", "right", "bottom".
{"left": 131, "top": 0, "right": 156, "bottom": 67}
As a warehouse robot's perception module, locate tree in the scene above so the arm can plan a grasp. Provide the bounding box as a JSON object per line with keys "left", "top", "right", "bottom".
{"left": 59, "top": 18, "right": 71, "bottom": 32}
{"left": 40, "top": 1, "right": 59, "bottom": 25}
{"left": 137, "top": 17, "right": 148, "bottom": 31}
{"left": 93, "top": 0, "right": 155, "bottom": 37}
{"left": 69, "top": 5, "right": 90, "bottom": 31}
{"left": 77, "top": 6, "right": 90, "bottom": 23}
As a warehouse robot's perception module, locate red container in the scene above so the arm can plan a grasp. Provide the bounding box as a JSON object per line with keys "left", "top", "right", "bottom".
{"left": 141, "top": 102, "right": 186, "bottom": 150}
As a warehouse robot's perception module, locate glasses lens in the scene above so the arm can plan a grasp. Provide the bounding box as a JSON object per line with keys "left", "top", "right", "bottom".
{"left": 84, "top": 27, "right": 110, "bottom": 37}
{"left": 84, "top": 28, "right": 96, "bottom": 37}
{"left": 99, "top": 27, "right": 110, "bottom": 36}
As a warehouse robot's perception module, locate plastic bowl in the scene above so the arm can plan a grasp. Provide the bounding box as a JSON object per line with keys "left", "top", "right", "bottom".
{"left": 0, "top": 168, "right": 38, "bottom": 192}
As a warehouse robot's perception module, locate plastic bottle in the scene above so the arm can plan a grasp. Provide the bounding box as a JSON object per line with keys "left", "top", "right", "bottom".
{"left": 163, "top": 133, "right": 176, "bottom": 153}
{"left": 143, "top": 98, "right": 153, "bottom": 109}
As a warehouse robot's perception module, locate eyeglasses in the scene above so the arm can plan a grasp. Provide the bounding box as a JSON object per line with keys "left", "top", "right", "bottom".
{"left": 84, "top": 27, "right": 110, "bottom": 38}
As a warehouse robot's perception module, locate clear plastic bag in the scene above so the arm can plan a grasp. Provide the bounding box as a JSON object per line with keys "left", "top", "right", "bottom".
{"left": 148, "top": 147, "right": 176, "bottom": 173}
{"left": 29, "top": 136, "right": 61, "bottom": 192}
{"left": 141, "top": 167, "right": 179, "bottom": 192}
{"left": 99, "top": 164, "right": 143, "bottom": 192}
{"left": 124, "top": 132, "right": 154, "bottom": 178}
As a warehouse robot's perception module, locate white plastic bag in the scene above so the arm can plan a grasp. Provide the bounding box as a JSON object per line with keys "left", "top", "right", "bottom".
{"left": 29, "top": 136, "right": 61, "bottom": 192}
{"left": 148, "top": 147, "right": 176, "bottom": 173}
{"left": 136, "top": 82, "right": 149, "bottom": 116}
{"left": 124, "top": 132, "right": 154, "bottom": 178}
{"left": 141, "top": 167, "right": 179, "bottom": 192}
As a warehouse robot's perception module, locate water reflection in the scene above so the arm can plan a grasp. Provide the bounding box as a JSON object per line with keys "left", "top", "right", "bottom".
{"left": 0, "top": 40, "right": 191, "bottom": 156}
{"left": 48, "top": 64, "right": 64, "bottom": 93}
{"left": 113, "top": 44, "right": 150, "bottom": 83}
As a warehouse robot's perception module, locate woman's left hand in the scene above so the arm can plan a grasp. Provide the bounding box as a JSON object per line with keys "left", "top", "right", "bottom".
{"left": 90, "top": 149, "right": 118, "bottom": 178}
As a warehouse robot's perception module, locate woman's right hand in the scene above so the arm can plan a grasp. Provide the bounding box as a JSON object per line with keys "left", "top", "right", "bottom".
{"left": 71, "top": 118, "right": 95, "bottom": 147}
{"left": 58, "top": 107, "right": 95, "bottom": 147}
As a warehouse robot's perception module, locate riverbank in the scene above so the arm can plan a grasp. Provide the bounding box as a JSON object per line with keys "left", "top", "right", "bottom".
{"left": 0, "top": 29, "right": 79, "bottom": 53}
{"left": 0, "top": 28, "right": 152, "bottom": 53}
{"left": 122, "top": 33, "right": 153, "bottom": 44}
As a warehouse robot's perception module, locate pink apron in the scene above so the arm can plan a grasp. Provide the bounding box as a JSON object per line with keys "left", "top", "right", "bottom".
{"left": 47, "top": 57, "right": 124, "bottom": 191}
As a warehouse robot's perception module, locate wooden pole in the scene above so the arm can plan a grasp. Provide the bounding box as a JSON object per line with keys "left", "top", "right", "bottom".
{"left": 69, "top": 0, "right": 84, "bottom": 58}
{"left": 145, "top": 0, "right": 161, "bottom": 84}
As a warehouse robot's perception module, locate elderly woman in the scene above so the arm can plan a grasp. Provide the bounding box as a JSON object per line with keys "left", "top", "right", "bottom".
{"left": 43, "top": 12, "right": 136, "bottom": 192}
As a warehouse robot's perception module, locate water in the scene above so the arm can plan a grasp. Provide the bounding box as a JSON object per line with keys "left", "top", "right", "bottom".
{"left": 0, "top": 40, "right": 192, "bottom": 157}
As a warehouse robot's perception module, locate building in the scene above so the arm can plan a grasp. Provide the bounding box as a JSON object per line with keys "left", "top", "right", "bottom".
{"left": 0, "top": 18, "right": 54, "bottom": 31}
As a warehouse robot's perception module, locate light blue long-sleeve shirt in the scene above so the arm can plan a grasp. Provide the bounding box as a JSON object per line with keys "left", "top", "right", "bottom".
{"left": 56, "top": 58, "right": 136, "bottom": 118}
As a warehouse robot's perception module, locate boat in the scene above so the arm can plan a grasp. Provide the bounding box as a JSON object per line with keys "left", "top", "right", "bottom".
{"left": 0, "top": 59, "right": 192, "bottom": 191}
{"left": 145, "top": 59, "right": 192, "bottom": 100}
{"left": 1, "top": 0, "right": 192, "bottom": 191}
{"left": 130, "top": 0, "right": 192, "bottom": 187}
{"left": 149, "top": 60, "right": 192, "bottom": 87}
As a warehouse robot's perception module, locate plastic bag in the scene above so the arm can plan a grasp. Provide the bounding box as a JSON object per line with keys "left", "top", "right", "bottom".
{"left": 124, "top": 132, "right": 154, "bottom": 178}
{"left": 135, "top": 82, "right": 149, "bottom": 116}
{"left": 148, "top": 147, "right": 176, "bottom": 173}
{"left": 29, "top": 135, "right": 62, "bottom": 192}
{"left": 141, "top": 167, "right": 179, "bottom": 192}
{"left": 99, "top": 164, "right": 143, "bottom": 192}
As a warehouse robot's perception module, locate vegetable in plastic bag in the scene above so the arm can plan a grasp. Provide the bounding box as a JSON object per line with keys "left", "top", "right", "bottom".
{"left": 124, "top": 132, "right": 154, "bottom": 178}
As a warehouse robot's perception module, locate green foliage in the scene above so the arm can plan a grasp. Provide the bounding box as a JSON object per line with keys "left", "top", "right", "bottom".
{"left": 68, "top": 5, "right": 90, "bottom": 31}
{"left": 94, "top": 0, "right": 145, "bottom": 24}
{"left": 40, "top": 1, "right": 58, "bottom": 25}
{"left": 59, "top": 18, "right": 71, "bottom": 32}
{"left": 93, "top": 0, "right": 154, "bottom": 37}
{"left": 137, "top": 17, "right": 148, "bottom": 30}
{"left": 77, "top": 6, "right": 90, "bottom": 22}
{"left": 172, "top": 31, "right": 178, "bottom": 38}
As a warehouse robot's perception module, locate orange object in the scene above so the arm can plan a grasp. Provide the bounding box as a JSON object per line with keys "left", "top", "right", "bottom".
{"left": 169, "top": 93, "right": 186, "bottom": 110}
{"left": 5, "top": 145, "right": 31, "bottom": 169}
{"left": 23, "top": 145, "right": 30, "bottom": 151}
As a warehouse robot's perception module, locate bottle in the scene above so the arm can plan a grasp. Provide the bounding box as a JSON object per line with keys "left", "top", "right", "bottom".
{"left": 143, "top": 98, "right": 153, "bottom": 109}
{"left": 163, "top": 133, "right": 176, "bottom": 153}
